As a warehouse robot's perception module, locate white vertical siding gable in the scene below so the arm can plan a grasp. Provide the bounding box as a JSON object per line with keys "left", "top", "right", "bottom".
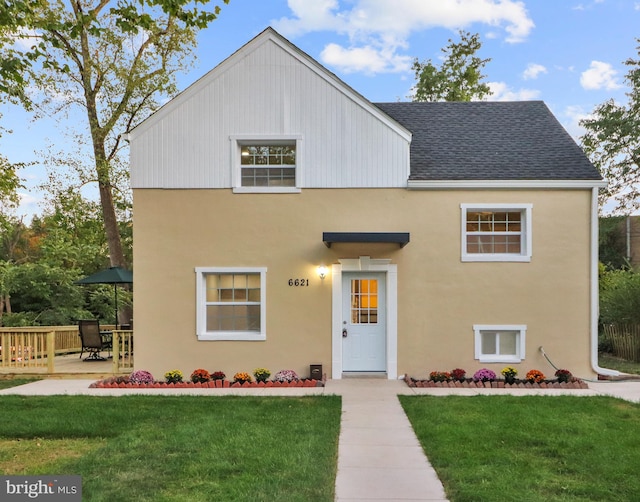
{"left": 130, "top": 27, "right": 411, "bottom": 189}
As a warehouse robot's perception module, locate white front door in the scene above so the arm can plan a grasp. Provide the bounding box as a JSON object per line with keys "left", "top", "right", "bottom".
{"left": 342, "top": 272, "right": 386, "bottom": 372}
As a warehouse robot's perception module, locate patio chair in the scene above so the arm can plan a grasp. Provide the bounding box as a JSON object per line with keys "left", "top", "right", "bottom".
{"left": 78, "top": 319, "right": 112, "bottom": 361}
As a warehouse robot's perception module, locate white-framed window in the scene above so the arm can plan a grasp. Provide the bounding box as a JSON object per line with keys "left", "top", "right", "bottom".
{"left": 473, "top": 324, "right": 526, "bottom": 363}
{"left": 461, "top": 203, "right": 532, "bottom": 262}
{"left": 195, "top": 267, "right": 267, "bottom": 341}
{"left": 230, "top": 135, "right": 302, "bottom": 193}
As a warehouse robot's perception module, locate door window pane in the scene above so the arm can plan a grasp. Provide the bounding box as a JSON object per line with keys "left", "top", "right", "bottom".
{"left": 351, "top": 279, "right": 378, "bottom": 324}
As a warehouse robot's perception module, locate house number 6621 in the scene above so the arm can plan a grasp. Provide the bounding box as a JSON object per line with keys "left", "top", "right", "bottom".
{"left": 288, "top": 278, "right": 309, "bottom": 287}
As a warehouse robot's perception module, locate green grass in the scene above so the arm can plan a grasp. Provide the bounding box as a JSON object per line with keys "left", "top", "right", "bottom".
{"left": 0, "top": 395, "right": 341, "bottom": 501}
{"left": 400, "top": 395, "right": 640, "bottom": 502}
{"left": 599, "top": 353, "right": 640, "bottom": 375}
{"left": 0, "top": 377, "right": 40, "bottom": 390}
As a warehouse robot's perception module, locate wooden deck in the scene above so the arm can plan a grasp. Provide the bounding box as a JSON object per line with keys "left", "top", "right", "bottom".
{"left": 0, "top": 353, "right": 130, "bottom": 379}
{"left": 0, "top": 326, "right": 133, "bottom": 378}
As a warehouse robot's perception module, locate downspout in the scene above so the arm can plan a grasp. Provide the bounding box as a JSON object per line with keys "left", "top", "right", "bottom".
{"left": 591, "top": 186, "right": 619, "bottom": 377}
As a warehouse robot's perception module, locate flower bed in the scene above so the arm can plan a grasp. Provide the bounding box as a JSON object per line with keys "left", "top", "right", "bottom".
{"left": 89, "top": 377, "right": 324, "bottom": 389}
{"left": 90, "top": 367, "right": 325, "bottom": 389}
{"left": 404, "top": 374, "right": 588, "bottom": 389}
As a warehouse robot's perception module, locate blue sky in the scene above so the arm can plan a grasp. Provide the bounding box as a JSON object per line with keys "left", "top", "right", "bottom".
{"left": 3, "top": 0, "right": 639, "bottom": 220}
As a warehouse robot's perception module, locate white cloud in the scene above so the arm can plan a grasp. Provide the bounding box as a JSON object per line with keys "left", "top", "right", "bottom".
{"left": 273, "top": 0, "right": 534, "bottom": 74}
{"left": 487, "top": 81, "right": 540, "bottom": 101}
{"left": 320, "top": 43, "right": 411, "bottom": 74}
{"left": 560, "top": 105, "right": 591, "bottom": 139}
{"left": 15, "top": 191, "right": 42, "bottom": 223}
{"left": 580, "top": 61, "right": 622, "bottom": 90}
{"left": 11, "top": 28, "right": 40, "bottom": 51}
{"left": 522, "top": 63, "right": 547, "bottom": 80}
{"left": 272, "top": 0, "right": 347, "bottom": 37}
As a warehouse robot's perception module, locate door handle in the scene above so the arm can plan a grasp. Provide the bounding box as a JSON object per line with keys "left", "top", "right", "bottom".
{"left": 342, "top": 328, "right": 348, "bottom": 338}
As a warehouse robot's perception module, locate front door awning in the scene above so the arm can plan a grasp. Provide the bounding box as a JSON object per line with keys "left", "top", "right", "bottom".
{"left": 323, "top": 232, "right": 410, "bottom": 248}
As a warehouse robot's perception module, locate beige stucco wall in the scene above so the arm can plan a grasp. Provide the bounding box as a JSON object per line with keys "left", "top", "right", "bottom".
{"left": 132, "top": 187, "right": 595, "bottom": 381}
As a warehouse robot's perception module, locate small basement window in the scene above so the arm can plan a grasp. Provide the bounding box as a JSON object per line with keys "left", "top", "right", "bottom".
{"left": 473, "top": 324, "right": 526, "bottom": 363}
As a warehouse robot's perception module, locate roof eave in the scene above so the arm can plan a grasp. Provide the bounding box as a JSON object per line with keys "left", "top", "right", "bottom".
{"left": 407, "top": 179, "right": 607, "bottom": 190}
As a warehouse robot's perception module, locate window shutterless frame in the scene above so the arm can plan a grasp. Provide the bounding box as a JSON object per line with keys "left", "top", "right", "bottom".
{"left": 195, "top": 267, "right": 267, "bottom": 341}
{"left": 461, "top": 203, "right": 532, "bottom": 262}
{"left": 473, "top": 324, "right": 527, "bottom": 363}
{"left": 230, "top": 135, "right": 303, "bottom": 193}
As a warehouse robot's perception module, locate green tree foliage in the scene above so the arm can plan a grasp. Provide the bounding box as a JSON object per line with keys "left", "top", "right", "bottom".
{"left": 599, "top": 216, "right": 629, "bottom": 270}
{"left": 411, "top": 31, "right": 492, "bottom": 102}
{"left": 0, "top": 215, "right": 32, "bottom": 320}
{"left": 581, "top": 39, "right": 640, "bottom": 213}
{"left": 4, "top": 263, "right": 88, "bottom": 326}
{"left": 599, "top": 267, "right": 640, "bottom": 324}
{"left": 0, "top": 155, "right": 22, "bottom": 217}
{"left": 0, "top": 195, "right": 132, "bottom": 326}
{"left": 0, "top": 0, "right": 230, "bottom": 271}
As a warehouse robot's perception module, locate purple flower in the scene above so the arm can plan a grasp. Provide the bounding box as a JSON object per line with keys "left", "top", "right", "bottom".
{"left": 129, "top": 370, "right": 154, "bottom": 384}
{"left": 274, "top": 369, "right": 299, "bottom": 382}
{"left": 473, "top": 368, "right": 496, "bottom": 382}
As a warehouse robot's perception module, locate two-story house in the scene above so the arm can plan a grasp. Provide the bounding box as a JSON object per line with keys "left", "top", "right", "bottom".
{"left": 128, "top": 27, "right": 610, "bottom": 381}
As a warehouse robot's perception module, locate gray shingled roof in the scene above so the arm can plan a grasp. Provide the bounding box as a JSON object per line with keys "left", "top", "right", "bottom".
{"left": 374, "top": 101, "right": 601, "bottom": 181}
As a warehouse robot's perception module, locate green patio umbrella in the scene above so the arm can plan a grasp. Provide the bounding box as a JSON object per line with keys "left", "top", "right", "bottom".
{"left": 75, "top": 266, "right": 133, "bottom": 328}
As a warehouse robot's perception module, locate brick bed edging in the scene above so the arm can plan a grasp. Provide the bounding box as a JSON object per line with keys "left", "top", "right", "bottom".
{"left": 404, "top": 375, "right": 589, "bottom": 390}
{"left": 89, "top": 379, "right": 324, "bottom": 389}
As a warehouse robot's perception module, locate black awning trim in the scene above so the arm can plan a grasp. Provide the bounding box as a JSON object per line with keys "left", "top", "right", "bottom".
{"left": 322, "top": 232, "right": 410, "bottom": 248}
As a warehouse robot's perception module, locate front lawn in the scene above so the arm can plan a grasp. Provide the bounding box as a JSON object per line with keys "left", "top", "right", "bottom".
{"left": 0, "top": 395, "right": 341, "bottom": 501}
{"left": 400, "top": 395, "right": 640, "bottom": 502}
{"left": 0, "top": 377, "right": 41, "bottom": 390}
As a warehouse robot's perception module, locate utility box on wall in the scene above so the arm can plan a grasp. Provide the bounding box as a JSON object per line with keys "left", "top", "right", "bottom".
{"left": 310, "top": 364, "right": 322, "bottom": 381}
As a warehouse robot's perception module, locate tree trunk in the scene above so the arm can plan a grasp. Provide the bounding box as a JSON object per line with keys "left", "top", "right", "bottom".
{"left": 97, "top": 179, "right": 126, "bottom": 268}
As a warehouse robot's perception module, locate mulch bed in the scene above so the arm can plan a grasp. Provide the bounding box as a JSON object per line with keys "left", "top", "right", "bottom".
{"left": 404, "top": 375, "right": 588, "bottom": 389}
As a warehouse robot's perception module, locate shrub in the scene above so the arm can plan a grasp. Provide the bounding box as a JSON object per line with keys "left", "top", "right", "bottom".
{"left": 273, "top": 369, "right": 299, "bottom": 382}
{"left": 473, "top": 368, "right": 496, "bottom": 382}
{"left": 599, "top": 268, "right": 640, "bottom": 324}
{"left": 526, "top": 369, "right": 545, "bottom": 383}
{"left": 164, "top": 370, "right": 183, "bottom": 384}
{"left": 253, "top": 368, "right": 271, "bottom": 383}
{"left": 555, "top": 368, "right": 572, "bottom": 383}
{"left": 233, "top": 372, "right": 253, "bottom": 384}
{"left": 190, "top": 369, "right": 211, "bottom": 383}
{"left": 210, "top": 371, "right": 226, "bottom": 381}
{"left": 450, "top": 368, "right": 466, "bottom": 381}
{"left": 429, "top": 371, "right": 451, "bottom": 382}
{"left": 130, "top": 370, "right": 154, "bottom": 384}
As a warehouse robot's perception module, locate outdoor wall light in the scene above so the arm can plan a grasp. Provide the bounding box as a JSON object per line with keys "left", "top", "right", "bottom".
{"left": 317, "top": 265, "right": 328, "bottom": 280}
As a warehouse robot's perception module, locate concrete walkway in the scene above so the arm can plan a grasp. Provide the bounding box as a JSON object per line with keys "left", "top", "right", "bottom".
{"left": 4, "top": 378, "right": 640, "bottom": 501}
{"left": 330, "top": 379, "right": 448, "bottom": 501}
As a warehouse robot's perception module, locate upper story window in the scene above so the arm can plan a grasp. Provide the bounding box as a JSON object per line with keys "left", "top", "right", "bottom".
{"left": 241, "top": 145, "right": 296, "bottom": 187}
{"left": 461, "top": 203, "right": 532, "bottom": 262}
{"left": 231, "top": 135, "right": 302, "bottom": 193}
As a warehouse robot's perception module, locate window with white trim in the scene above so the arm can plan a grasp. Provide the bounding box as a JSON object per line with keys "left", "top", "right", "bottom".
{"left": 461, "top": 204, "right": 532, "bottom": 262}
{"left": 241, "top": 144, "right": 295, "bottom": 187}
{"left": 231, "top": 136, "right": 302, "bottom": 193}
{"left": 195, "top": 267, "right": 266, "bottom": 341}
{"left": 473, "top": 324, "right": 526, "bottom": 363}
